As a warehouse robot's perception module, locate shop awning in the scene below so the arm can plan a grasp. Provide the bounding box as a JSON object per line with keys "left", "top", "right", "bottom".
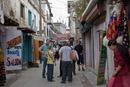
{"left": 82, "top": 0, "right": 99, "bottom": 19}
{"left": 81, "top": 23, "right": 91, "bottom": 34}
{"left": 17, "top": 26, "right": 36, "bottom": 33}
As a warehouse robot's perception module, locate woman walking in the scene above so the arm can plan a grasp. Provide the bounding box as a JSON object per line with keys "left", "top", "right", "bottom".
{"left": 107, "top": 40, "right": 130, "bottom": 87}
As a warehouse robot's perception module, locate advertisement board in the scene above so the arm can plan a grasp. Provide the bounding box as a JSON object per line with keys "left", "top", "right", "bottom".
{"left": 5, "top": 29, "right": 22, "bottom": 70}
{"left": 96, "top": 31, "right": 107, "bottom": 85}
{"left": 54, "top": 34, "right": 70, "bottom": 40}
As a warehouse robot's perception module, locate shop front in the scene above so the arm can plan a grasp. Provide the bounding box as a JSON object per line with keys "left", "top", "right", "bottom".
{"left": 18, "top": 27, "right": 36, "bottom": 67}
{"left": 81, "top": 0, "right": 108, "bottom": 86}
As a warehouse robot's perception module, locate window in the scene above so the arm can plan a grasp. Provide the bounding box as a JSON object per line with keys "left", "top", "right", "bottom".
{"left": 28, "top": 10, "right": 32, "bottom": 26}
{"left": 34, "top": 15, "right": 36, "bottom": 26}
{"left": 20, "top": 3, "right": 25, "bottom": 18}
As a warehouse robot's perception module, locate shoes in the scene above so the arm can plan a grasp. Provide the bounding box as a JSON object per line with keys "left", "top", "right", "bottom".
{"left": 57, "top": 75, "right": 62, "bottom": 77}
{"left": 60, "top": 81, "right": 66, "bottom": 84}
{"left": 42, "top": 76, "right": 46, "bottom": 78}
{"left": 78, "top": 68, "right": 80, "bottom": 71}
{"left": 82, "top": 68, "right": 85, "bottom": 71}
{"left": 73, "top": 72, "right": 76, "bottom": 75}
{"left": 48, "top": 80, "right": 55, "bottom": 82}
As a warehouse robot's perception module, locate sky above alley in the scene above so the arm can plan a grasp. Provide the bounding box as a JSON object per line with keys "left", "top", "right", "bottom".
{"left": 48, "top": 0, "right": 69, "bottom": 27}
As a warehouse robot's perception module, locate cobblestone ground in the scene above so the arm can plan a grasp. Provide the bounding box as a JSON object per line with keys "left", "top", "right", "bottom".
{"left": 8, "top": 60, "right": 86, "bottom": 87}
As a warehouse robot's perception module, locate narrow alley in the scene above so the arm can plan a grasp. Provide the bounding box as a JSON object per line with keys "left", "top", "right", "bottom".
{"left": 0, "top": 0, "right": 130, "bottom": 87}
{"left": 7, "top": 61, "right": 86, "bottom": 87}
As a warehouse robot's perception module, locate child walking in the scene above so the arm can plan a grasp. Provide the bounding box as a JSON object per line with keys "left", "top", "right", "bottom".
{"left": 46, "top": 46, "right": 56, "bottom": 82}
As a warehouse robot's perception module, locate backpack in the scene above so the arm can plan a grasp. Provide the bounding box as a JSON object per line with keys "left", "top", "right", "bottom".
{"left": 72, "top": 50, "right": 77, "bottom": 61}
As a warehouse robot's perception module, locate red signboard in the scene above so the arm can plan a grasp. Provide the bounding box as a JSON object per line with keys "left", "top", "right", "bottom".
{"left": 54, "top": 34, "right": 70, "bottom": 40}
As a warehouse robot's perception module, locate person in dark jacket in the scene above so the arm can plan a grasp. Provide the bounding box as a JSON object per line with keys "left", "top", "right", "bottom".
{"left": 74, "top": 40, "right": 85, "bottom": 71}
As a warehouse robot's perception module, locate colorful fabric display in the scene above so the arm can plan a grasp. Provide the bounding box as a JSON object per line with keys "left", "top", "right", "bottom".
{"left": 107, "top": 17, "right": 118, "bottom": 40}
{"left": 0, "top": 47, "right": 6, "bottom": 86}
{"left": 106, "top": 3, "right": 129, "bottom": 48}
{"left": 116, "top": 4, "right": 129, "bottom": 48}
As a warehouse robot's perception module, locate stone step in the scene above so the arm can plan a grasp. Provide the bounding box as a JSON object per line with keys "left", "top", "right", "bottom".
{"left": 83, "top": 68, "right": 106, "bottom": 87}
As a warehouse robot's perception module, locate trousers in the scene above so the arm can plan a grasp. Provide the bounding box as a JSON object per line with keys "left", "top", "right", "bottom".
{"left": 42, "top": 57, "right": 47, "bottom": 78}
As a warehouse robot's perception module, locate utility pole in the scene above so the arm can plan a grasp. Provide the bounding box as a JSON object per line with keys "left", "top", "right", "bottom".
{"left": 39, "top": 0, "right": 42, "bottom": 35}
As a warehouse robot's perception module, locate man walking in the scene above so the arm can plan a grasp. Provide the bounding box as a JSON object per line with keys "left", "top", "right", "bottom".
{"left": 39, "top": 39, "right": 50, "bottom": 78}
{"left": 59, "top": 41, "right": 72, "bottom": 83}
{"left": 74, "top": 40, "right": 85, "bottom": 71}
{"left": 57, "top": 43, "right": 63, "bottom": 77}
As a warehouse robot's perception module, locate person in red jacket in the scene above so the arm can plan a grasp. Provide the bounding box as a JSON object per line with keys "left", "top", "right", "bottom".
{"left": 108, "top": 40, "right": 130, "bottom": 87}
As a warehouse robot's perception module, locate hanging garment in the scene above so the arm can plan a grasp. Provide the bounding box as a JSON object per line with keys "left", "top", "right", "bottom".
{"left": 118, "top": 11, "right": 129, "bottom": 48}
{"left": 107, "top": 17, "right": 118, "bottom": 40}
{"left": 0, "top": 47, "right": 6, "bottom": 86}
{"left": 116, "top": 4, "right": 129, "bottom": 48}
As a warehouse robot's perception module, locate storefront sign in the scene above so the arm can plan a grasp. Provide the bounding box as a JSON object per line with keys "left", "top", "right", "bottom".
{"left": 96, "top": 31, "right": 107, "bottom": 85}
{"left": 33, "top": 35, "right": 44, "bottom": 41}
{"left": 54, "top": 34, "right": 70, "bottom": 40}
{"left": 0, "top": 47, "right": 6, "bottom": 84}
{"left": 5, "top": 29, "right": 22, "bottom": 70}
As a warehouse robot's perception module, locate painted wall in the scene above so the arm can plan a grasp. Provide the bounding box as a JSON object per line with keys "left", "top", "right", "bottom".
{"left": 85, "top": 31, "right": 92, "bottom": 67}
{"left": 93, "top": 21, "right": 105, "bottom": 71}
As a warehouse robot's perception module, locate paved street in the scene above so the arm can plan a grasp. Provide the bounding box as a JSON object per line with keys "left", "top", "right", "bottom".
{"left": 8, "top": 61, "right": 85, "bottom": 87}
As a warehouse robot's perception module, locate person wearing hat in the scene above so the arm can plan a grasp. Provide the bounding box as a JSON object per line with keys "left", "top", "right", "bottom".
{"left": 46, "top": 46, "right": 56, "bottom": 82}
{"left": 59, "top": 41, "right": 73, "bottom": 83}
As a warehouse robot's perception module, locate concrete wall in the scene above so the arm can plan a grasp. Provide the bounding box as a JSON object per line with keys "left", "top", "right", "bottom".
{"left": 3, "top": 0, "right": 20, "bottom": 23}
{"left": 105, "top": 0, "right": 114, "bottom": 79}
{"left": 54, "top": 23, "right": 66, "bottom": 34}
{"left": 60, "top": 24, "right": 66, "bottom": 34}
{"left": 93, "top": 21, "right": 105, "bottom": 70}
{"left": 3, "top": 0, "right": 40, "bottom": 31}
{"left": 20, "top": 0, "right": 40, "bottom": 30}
{"left": 70, "top": 17, "right": 76, "bottom": 36}
{"left": 85, "top": 31, "right": 92, "bottom": 67}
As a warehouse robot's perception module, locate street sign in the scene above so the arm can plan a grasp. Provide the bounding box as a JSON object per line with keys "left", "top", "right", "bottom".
{"left": 96, "top": 31, "right": 107, "bottom": 85}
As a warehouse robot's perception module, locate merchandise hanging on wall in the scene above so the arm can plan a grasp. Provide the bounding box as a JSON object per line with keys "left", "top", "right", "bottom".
{"left": 0, "top": 47, "right": 6, "bottom": 86}
{"left": 104, "top": 2, "right": 130, "bottom": 48}
{"left": 5, "top": 29, "right": 22, "bottom": 70}
{"left": 116, "top": 4, "right": 129, "bottom": 48}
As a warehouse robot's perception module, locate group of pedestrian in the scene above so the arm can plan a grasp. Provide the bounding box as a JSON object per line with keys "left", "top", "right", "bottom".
{"left": 39, "top": 39, "right": 85, "bottom": 83}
